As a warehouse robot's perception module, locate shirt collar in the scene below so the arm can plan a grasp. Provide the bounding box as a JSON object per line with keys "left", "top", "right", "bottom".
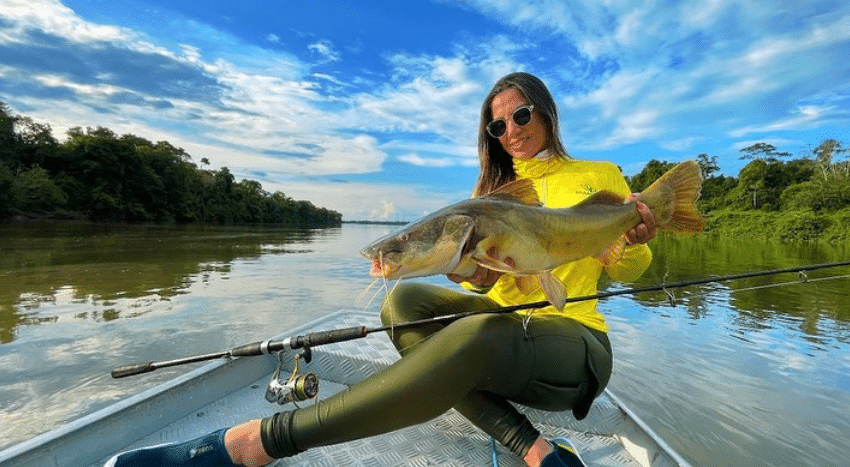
{"left": 513, "top": 150, "right": 567, "bottom": 179}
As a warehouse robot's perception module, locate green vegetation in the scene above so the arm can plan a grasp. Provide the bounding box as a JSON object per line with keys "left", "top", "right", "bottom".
{"left": 627, "top": 142, "right": 850, "bottom": 244}
{"left": 0, "top": 103, "right": 341, "bottom": 226}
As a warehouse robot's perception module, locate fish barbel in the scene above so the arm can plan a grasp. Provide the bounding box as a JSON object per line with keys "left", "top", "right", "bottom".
{"left": 360, "top": 160, "right": 704, "bottom": 309}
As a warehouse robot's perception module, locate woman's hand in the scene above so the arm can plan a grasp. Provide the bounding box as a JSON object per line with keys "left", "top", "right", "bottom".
{"left": 447, "top": 265, "right": 504, "bottom": 287}
{"left": 625, "top": 195, "right": 657, "bottom": 245}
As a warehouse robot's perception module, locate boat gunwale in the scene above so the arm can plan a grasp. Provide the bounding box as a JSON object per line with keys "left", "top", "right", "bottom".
{"left": 0, "top": 310, "right": 692, "bottom": 467}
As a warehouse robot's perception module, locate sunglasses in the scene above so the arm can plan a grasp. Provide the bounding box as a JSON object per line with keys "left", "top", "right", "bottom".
{"left": 486, "top": 104, "right": 534, "bottom": 138}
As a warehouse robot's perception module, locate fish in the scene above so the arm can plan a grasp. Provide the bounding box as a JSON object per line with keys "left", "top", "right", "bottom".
{"left": 360, "top": 160, "right": 704, "bottom": 310}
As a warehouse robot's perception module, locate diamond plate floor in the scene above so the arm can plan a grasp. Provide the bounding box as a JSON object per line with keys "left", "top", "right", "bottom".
{"left": 89, "top": 310, "right": 687, "bottom": 467}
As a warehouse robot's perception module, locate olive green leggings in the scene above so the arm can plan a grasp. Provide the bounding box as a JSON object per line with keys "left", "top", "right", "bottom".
{"left": 260, "top": 283, "right": 612, "bottom": 459}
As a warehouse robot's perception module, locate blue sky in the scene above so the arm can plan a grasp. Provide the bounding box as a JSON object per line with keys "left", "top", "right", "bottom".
{"left": 1, "top": 0, "right": 848, "bottom": 221}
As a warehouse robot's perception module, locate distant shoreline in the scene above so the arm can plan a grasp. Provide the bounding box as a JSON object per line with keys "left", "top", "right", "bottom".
{"left": 343, "top": 220, "right": 409, "bottom": 226}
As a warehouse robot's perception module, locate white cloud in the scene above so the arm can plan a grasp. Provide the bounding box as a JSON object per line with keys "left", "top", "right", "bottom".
{"left": 346, "top": 40, "right": 525, "bottom": 148}
{"left": 461, "top": 0, "right": 850, "bottom": 155}
{"left": 308, "top": 39, "right": 341, "bottom": 62}
{"left": 398, "top": 153, "right": 460, "bottom": 168}
{"left": 180, "top": 133, "right": 387, "bottom": 177}
{"left": 312, "top": 72, "right": 351, "bottom": 88}
{"left": 730, "top": 107, "right": 840, "bottom": 138}
{"left": 660, "top": 136, "right": 705, "bottom": 152}
{"left": 376, "top": 199, "right": 395, "bottom": 221}
{"left": 0, "top": 1, "right": 511, "bottom": 184}
{"left": 257, "top": 178, "right": 463, "bottom": 221}
{"left": 0, "top": 0, "right": 134, "bottom": 45}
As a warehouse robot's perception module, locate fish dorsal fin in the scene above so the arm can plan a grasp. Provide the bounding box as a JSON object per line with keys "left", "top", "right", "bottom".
{"left": 572, "top": 190, "right": 626, "bottom": 209}
{"left": 482, "top": 178, "right": 541, "bottom": 205}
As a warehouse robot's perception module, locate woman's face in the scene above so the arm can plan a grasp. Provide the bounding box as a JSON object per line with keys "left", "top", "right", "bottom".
{"left": 489, "top": 87, "right": 548, "bottom": 159}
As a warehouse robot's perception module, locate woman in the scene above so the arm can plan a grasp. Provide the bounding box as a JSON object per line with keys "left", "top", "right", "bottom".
{"left": 106, "top": 72, "right": 656, "bottom": 467}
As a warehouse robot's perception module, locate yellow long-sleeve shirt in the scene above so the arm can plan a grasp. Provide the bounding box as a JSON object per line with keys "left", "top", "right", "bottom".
{"left": 482, "top": 156, "right": 653, "bottom": 333}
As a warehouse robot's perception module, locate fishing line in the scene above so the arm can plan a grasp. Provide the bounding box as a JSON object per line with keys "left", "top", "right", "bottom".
{"left": 384, "top": 277, "right": 405, "bottom": 342}
{"left": 661, "top": 268, "right": 676, "bottom": 306}
{"left": 355, "top": 278, "right": 380, "bottom": 306}
{"left": 730, "top": 272, "right": 850, "bottom": 293}
{"left": 562, "top": 259, "right": 850, "bottom": 308}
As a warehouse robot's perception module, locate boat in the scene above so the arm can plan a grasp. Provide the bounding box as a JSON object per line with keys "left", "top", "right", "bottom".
{"left": 0, "top": 310, "right": 693, "bottom": 467}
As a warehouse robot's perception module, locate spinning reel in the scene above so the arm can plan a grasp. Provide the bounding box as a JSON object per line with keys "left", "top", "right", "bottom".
{"left": 265, "top": 347, "right": 319, "bottom": 405}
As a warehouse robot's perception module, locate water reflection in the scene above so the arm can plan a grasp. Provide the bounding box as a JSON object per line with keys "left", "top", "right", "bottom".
{"left": 0, "top": 222, "right": 320, "bottom": 343}
{"left": 610, "top": 233, "right": 850, "bottom": 340}
{"left": 604, "top": 233, "right": 850, "bottom": 467}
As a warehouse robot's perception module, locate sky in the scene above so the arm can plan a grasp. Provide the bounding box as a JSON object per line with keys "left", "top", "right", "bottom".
{"left": 1, "top": 0, "right": 849, "bottom": 221}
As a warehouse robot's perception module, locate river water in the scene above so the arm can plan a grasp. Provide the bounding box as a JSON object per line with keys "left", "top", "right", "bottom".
{"left": 1, "top": 221, "right": 848, "bottom": 466}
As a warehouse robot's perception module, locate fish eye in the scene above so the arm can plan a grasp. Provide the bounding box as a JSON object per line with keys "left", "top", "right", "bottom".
{"left": 398, "top": 233, "right": 409, "bottom": 242}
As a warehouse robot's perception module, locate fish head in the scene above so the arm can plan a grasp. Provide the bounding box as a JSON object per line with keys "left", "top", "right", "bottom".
{"left": 360, "top": 214, "right": 474, "bottom": 279}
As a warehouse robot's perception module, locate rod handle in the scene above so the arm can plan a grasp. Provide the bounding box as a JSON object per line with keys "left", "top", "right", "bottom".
{"left": 298, "top": 326, "right": 368, "bottom": 347}
{"left": 230, "top": 342, "right": 265, "bottom": 357}
{"left": 111, "top": 362, "right": 155, "bottom": 379}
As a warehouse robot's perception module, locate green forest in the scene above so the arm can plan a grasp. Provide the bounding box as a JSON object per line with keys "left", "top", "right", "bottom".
{"left": 627, "top": 143, "right": 850, "bottom": 243}
{"left": 0, "top": 103, "right": 341, "bottom": 226}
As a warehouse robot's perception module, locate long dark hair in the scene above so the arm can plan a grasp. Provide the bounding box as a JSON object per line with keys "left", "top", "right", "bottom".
{"left": 474, "top": 72, "right": 570, "bottom": 196}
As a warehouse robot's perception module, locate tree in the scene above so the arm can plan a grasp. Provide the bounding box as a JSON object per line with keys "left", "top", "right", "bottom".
{"left": 812, "top": 139, "right": 848, "bottom": 179}
{"left": 11, "top": 167, "right": 67, "bottom": 213}
{"left": 0, "top": 163, "right": 14, "bottom": 216}
{"left": 14, "top": 117, "right": 59, "bottom": 169}
{"left": 739, "top": 142, "right": 791, "bottom": 161}
{"left": 0, "top": 105, "right": 343, "bottom": 225}
{"left": 62, "top": 127, "right": 137, "bottom": 220}
{"left": 731, "top": 158, "right": 815, "bottom": 210}
{"left": 627, "top": 159, "right": 678, "bottom": 192}
{"left": 696, "top": 153, "right": 719, "bottom": 180}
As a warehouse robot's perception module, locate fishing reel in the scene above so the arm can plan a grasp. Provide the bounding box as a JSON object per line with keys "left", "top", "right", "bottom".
{"left": 265, "top": 347, "right": 319, "bottom": 405}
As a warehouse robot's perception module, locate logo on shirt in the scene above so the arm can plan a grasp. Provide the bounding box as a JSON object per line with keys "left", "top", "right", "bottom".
{"left": 576, "top": 185, "right": 598, "bottom": 196}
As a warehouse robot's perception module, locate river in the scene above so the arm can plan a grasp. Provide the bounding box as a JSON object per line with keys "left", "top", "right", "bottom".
{"left": 1, "top": 221, "right": 848, "bottom": 466}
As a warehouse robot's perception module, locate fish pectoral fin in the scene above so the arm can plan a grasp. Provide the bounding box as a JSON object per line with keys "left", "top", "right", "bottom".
{"left": 471, "top": 255, "right": 514, "bottom": 273}
{"left": 539, "top": 271, "right": 567, "bottom": 310}
{"left": 514, "top": 275, "right": 541, "bottom": 294}
{"left": 470, "top": 234, "right": 516, "bottom": 272}
{"left": 593, "top": 235, "right": 627, "bottom": 266}
{"left": 450, "top": 256, "right": 479, "bottom": 277}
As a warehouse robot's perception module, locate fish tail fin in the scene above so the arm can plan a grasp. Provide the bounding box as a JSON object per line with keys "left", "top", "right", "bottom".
{"left": 639, "top": 160, "right": 704, "bottom": 235}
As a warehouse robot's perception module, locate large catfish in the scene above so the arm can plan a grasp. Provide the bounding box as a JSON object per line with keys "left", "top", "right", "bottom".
{"left": 361, "top": 160, "right": 704, "bottom": 309}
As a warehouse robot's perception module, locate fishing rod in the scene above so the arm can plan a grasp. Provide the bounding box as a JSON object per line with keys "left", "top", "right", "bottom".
{"left": 111, "top": 259, "right": 850, "bottom": 380}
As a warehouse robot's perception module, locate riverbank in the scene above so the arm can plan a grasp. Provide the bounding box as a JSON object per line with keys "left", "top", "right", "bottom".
{"left": 703, "top": 209, "right": 850, "bottom": 243}
{"left": 7, "top": 207, "right": 850, "bottom": 244}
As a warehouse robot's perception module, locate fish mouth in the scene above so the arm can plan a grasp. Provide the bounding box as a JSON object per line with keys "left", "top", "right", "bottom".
{"left": 369, "top": 259, "right": 384, "bottom": 277}
{"left": 368, "top": 257, "right": 400, "bottom": 278}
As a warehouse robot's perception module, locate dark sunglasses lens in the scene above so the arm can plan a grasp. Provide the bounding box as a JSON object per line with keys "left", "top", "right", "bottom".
{"left": 514, "top": 107, "right": 532, "bottom": 125}
{"left": 487, "top": 120, "right": 507, "bottom": 138}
